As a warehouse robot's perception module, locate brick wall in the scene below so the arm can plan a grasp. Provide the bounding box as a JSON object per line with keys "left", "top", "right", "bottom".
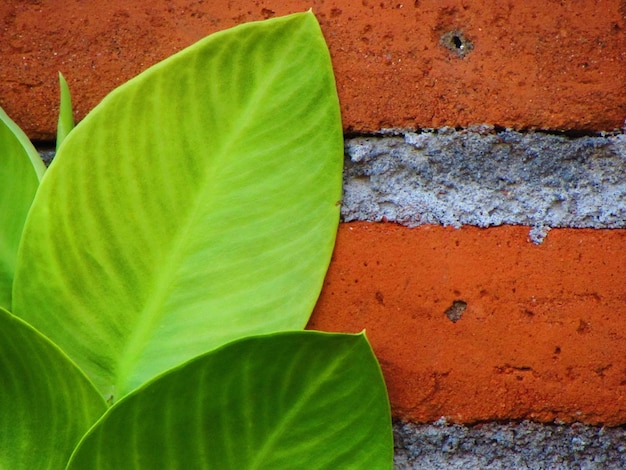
{"left": 2, "top": 0, "right": 625, "bottom": 426}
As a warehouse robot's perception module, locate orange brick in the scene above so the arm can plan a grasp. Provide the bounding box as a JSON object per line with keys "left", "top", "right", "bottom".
{"left": 308, "top": 223, "right": 626, "bottom": 425}
{"left": 1, "top": 0, "right": 625, "bottom": 139}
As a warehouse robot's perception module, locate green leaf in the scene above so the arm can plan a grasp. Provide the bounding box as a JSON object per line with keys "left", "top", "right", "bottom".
{"left": 0, "top": 106, "right": 45, "bottom": 309}
{"left": 56, "top": 72, "right": 75, "bottom": 152}
{"left": 13, "top": 11, "right": 343, "bottom": 400}
{"left": 0, "top": 307, "right": 106, "bottom": 469}
{"left": 67, "top": 332, "right": 393, "bottom": 470}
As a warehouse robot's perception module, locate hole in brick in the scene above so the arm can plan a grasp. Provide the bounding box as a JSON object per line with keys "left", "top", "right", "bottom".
{"left": 330, "top": 8, "right": 343, "bottom": 17}
{"left": 577, "top": 319, "right": 591, "bottom": 334}
{"left": 440, "top": 30, "right": 474, "bottom": 57}
{"left": 444, "top": 300, "right": 467, "bottom": 323}
{"left": 595, "top": 364, "right": 612, "bottom": 377}
{"left": 260, "top": 8, "right": 275, "bottom": 19}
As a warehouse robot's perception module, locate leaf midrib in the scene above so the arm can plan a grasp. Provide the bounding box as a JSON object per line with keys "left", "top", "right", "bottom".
{"left": 247, "top": 341, "right": 357, "bottom": 469}
{"left": 113, "top": 23, "right": 307, "bottom": 398}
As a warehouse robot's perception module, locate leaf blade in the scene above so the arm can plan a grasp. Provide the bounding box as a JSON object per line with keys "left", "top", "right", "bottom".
{"left": 67, "top": 332, "right": 393, "bottom": 470}
{"left": 13, "top": 11, "right": 343, "bottom": 399}
{"left": 56, "top": 72, "right": 75, "bottom": 152}
{"left": 0, "top": 307, "right": 106, "bottom": 470}
{"left": 0, "top": 106, "right": 44, "bottom": 309}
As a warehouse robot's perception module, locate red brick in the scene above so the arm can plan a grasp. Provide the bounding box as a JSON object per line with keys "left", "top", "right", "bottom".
{"left": 308, "top": 223, "right": 626, "bottom": 425}
{"left": 1, "top": 0, "right": 625, "bottom": 139}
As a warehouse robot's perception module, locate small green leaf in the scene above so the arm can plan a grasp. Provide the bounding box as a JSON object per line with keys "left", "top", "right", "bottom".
{"left": 13, "top": 11, "right": 342, "bottom": 400}
{"left": 56, "top": 72, "right": 75, "bottom": 152}
{"left": 67, "top": 332, "right": 393, "bottom": 470}
{"left": 0, "top": 307, "right": 106, "bottom": 469}
{"left": 0, "top": 106, "right": 45, "bottom": 309}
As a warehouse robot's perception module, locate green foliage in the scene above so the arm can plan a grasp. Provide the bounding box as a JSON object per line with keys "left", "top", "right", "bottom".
{"left": 13, "top": 11, "right": 344, "bottom": 401}
{"left": 0, "top": 106, "right": 45, "bottom": 309}
{"left": 0, "top": 11, "right": 392, "bottom": 469}
{"left": 0, "top": 307, "right": 106, "bottom": 469}
{"left": 67, "top": 332, "right": 392, "bottom": 470}
{"left": 56, "top": 72, "right": 75, "bottom": 151}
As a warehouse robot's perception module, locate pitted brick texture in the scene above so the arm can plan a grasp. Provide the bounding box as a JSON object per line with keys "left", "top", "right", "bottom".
{"left": 1, "top": 0, "right": 625, "bottom": 139}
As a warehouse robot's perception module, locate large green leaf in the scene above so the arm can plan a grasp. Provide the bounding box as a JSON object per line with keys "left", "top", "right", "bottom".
{"left": 0, "top": 307, "right": 106, "bottom": 469}
{"left": 67, "top": 332, "right": 393, "bottom": 469}
{"left": 13, "top": 11, "right": 342, "bottom": 400}
{"left": 0, "top": 106, "right": 45, "bottom": 309}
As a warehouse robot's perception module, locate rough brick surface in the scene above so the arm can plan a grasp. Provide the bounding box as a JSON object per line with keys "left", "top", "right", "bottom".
{"left": 308, "top": 223, "right": 626, "bottom": 425}
{"left": 2, "top": 0, "right": 625, "bottom": 139}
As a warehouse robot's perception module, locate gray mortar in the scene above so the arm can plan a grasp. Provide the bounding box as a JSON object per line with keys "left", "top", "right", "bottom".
{"left": 342, "top": 127, "right": 626, "bottom": 243}
{"left": 393, "top": 419, "right": 626, "bottom": 469}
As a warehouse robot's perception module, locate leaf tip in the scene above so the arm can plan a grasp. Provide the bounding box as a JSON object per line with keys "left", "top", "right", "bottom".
{"left": 56, "top": 71, "right": 75, "bottom": 152}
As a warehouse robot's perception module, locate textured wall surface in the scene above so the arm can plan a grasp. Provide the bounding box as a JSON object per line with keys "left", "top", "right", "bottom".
{"left": 393, "top": 419, "right": 626, "bottom": 469}
{"left": 1, "top": 0, "right": 625, "bottom": 139}
{"left": 342, "top": 130, "right": 626, "bottom": 239}
{"left": 4, "top": 0, "right": 626, "bottom": 467}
